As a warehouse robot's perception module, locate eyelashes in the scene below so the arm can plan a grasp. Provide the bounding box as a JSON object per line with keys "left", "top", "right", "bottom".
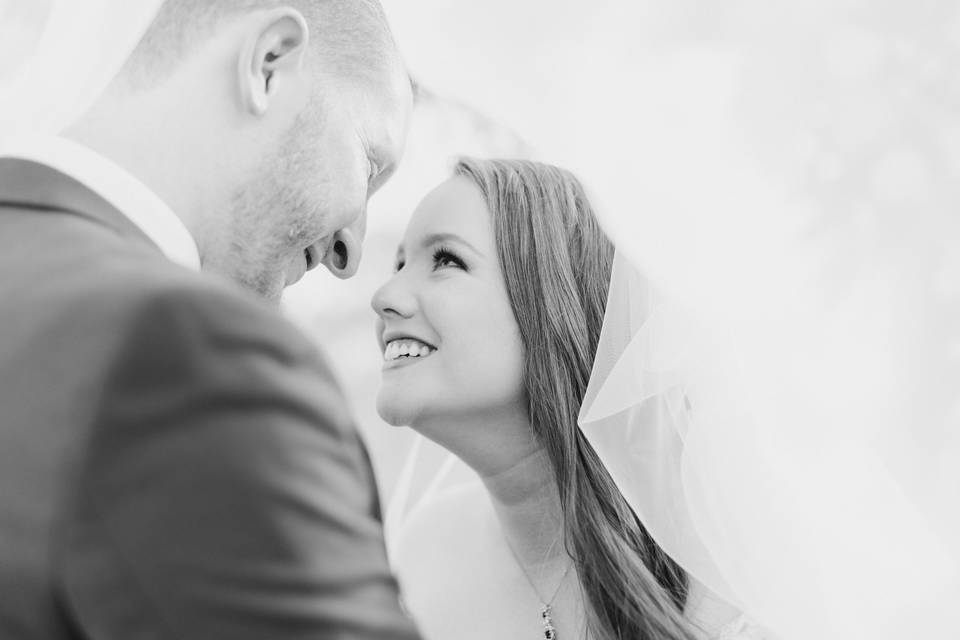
{"left": 391, "top": 245, "right": 468, "bottom": 273}
{"left": 431, "top": 246, "right": 467, "bottom": 271}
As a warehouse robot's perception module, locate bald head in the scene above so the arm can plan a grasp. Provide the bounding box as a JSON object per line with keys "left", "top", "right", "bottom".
{"left": 120, "top": 0, "right": 401, "bottom": 91}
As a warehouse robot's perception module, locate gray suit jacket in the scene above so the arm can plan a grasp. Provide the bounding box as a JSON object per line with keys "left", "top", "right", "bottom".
{"left": 0, "top": 158, "right": 420, "bottom": 640}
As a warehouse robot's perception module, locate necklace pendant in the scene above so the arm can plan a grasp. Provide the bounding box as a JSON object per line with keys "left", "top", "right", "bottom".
{"left": 541, "top": 604, "right": 557, "bottom": 640}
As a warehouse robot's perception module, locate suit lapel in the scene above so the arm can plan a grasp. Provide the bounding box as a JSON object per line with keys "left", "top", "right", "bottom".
{"left": 0, "top": 157, "right": 162, "bottom": 257}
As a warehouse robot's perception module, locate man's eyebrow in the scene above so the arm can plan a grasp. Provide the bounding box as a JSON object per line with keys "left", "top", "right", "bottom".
{"left": 420, "top": 232, "right": 482, "bottom": 255}
{"left": 366, "top": 147, "right": 398, "bottom": 195}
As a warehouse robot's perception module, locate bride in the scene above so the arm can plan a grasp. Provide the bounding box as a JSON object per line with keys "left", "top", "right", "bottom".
{"left": 372, "top": 158, "right": 758, "bottom": 640}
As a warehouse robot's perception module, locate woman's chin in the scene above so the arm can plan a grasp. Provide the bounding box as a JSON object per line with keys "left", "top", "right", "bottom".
{"left": 375, "top": 392, "right": 418, "bottom": 427}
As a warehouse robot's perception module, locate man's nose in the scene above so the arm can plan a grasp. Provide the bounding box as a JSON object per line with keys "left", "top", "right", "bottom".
{"left": 322, "top": 210, "right": 367, "bottom": 279}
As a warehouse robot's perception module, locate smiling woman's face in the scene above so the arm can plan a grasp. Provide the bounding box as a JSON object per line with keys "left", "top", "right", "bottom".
{"left": 371, "top": 176, "right": 526, "bottom": 435}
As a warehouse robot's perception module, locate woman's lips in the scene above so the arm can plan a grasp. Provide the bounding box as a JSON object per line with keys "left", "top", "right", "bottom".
{"left": 382, "top": 337, "right": 437, "bottom": 369}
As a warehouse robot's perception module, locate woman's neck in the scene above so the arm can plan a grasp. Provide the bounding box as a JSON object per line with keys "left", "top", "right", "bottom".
{"left": 414, "top": 409, "right": 572, "bottom": 579}
{"left": 417, "top": 414, "right": 584, "bottom": 633}
{"left": 478, "top": 446, "right": 568, "bottom": 572}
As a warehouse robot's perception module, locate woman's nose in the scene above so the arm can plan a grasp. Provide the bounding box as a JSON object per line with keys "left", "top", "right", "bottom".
{"left": 371, "top": 271, "right": 416, "bottom": 319}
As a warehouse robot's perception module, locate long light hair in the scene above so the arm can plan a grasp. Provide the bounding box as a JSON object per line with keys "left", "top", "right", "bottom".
{"left": 454, "top": 158, "right": 697, "bottom": 640}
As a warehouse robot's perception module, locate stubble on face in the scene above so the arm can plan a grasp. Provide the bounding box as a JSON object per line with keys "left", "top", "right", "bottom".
{"left": 206, "top": 111, "right": 327, "bottom": 303}
{"left": 201, "top": 60, "right": 410, "bottom": 302}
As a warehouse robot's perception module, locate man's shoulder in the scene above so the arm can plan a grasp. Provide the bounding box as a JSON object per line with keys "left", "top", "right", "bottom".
{"left": 76, "top": 251, "right": 357, "bottom": 445}
{"left": 127, "top": 264, "right": 309, "bottom": 348}
{"left": 3, "top": 203, "right": 304, "bottom": 349}
{"left": 17, "top": 242, "right": 340, "bottom": 419}
{"left": 65, "top": 246, "right": 315, "bottom": 359}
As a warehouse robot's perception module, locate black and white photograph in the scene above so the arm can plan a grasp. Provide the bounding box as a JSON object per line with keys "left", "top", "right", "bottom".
{"left": 0, "top": 1, "right": 957, "bottom": 639}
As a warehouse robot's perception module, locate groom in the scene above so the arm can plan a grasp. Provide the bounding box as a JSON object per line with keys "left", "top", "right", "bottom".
{"left": 0, "top": 1, "right": 417, "bottom": 639}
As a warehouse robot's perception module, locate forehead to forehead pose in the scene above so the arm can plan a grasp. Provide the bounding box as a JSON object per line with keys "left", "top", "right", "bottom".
{"left": 373, "top": 158, "right": 704, "bottom": 640}
{"left": 75, "top": 0, "right": 412, "bottom": 301}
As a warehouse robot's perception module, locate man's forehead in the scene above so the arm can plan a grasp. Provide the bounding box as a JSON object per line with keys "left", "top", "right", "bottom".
{"left": 383, "top": 67, "right": 414, "bottom": 140}
{"left": 364, "top": 71, "right": 413, "bottom": 168}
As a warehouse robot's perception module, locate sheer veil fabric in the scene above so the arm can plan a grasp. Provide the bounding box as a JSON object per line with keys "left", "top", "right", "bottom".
{"left": 579, "top": 251, "right": 959, "bottom": 639}
{"left": 0, "top": 0, "right": 163, "bottom": 142}
{"left": 567, "top": 3, "right": 960, "bottom": 637}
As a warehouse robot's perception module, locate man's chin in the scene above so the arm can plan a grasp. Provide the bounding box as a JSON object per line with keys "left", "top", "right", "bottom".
{"left": 228, "top": 268, "right": 285, "bottom": 305}
{"left": 201, "top": 251, "right": 287, "bottom": 304}
{"left": 257, "top": 280, "right": 286, "bottom": 306}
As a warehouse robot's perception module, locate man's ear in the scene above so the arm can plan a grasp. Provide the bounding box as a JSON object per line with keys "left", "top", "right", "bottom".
{"left": 237, "top": 8, "right": 310, "bottom": 116}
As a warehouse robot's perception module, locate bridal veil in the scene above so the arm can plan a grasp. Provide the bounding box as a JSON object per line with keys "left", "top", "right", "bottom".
{"left": 573, "top": 3, "right": 960, "bottom": 638}
{"left": 0, "top": 0, "right": 163, "bottom": 141}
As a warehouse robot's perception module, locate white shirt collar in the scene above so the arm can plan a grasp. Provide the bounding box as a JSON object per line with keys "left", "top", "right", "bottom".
{"left": 0, "top": 134, "right": 201, "bottom": 271}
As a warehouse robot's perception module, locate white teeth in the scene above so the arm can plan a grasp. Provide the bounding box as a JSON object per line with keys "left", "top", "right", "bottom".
{"left": 383, "top": 338, "right": 435, "bottom": 362}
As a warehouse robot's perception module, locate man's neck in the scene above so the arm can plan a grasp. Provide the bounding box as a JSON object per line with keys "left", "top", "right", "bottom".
{"left": 64, "top": 96, "right": 205, "bottom": 244}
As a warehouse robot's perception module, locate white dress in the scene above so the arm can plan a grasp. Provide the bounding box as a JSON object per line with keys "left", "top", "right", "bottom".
{"left": 387, "top": 465, "right": 771, "bottom": 640}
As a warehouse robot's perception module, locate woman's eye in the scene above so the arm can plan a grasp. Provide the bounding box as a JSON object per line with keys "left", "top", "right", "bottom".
{"left": 432, "top": 248, "right": 466, "bottom": 271}
{"left": 393, "top": 260, "right": 405, "bottom": 273}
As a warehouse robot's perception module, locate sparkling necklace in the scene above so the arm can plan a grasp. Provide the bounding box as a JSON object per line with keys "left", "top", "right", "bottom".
{"left": 503, "top": 537, "right": 573, "bottom": 640}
